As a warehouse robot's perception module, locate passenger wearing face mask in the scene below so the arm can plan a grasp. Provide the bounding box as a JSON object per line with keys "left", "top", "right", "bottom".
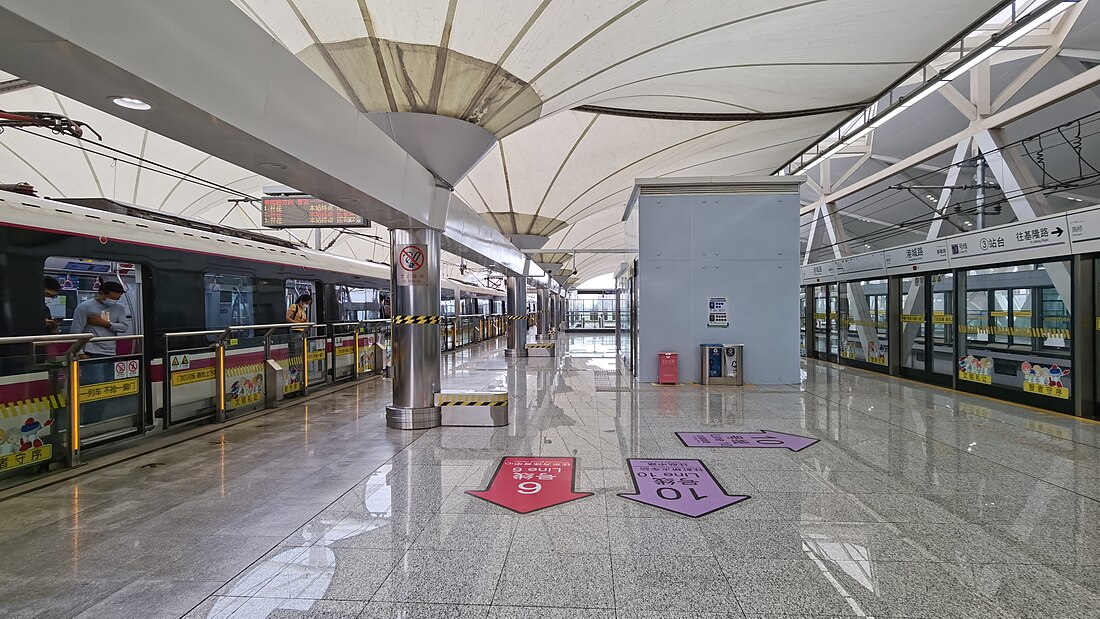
{"left": 70, "top": 281, "right": 129, "bottom": 358}
{"left": 44, "top": 276, "right": 62, "bottom": 334}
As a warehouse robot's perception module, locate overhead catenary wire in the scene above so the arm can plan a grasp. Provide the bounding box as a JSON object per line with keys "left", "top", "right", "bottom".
{"left": 8, "top": 125, "right": 259, "bottom": 201}
{"left": 800, "top": 109, "right": 1100, "bottom": 258}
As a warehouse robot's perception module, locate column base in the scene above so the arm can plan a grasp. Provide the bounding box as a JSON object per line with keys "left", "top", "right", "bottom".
{"left": 386, "top": 405, "right": 442, "bottom": 430}
{"left": 505, "top": 348, "right": 528, "bottom": 358}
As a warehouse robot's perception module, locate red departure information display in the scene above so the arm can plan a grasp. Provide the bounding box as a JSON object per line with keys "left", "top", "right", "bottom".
{"left": 261, "top": 196, "right": 366, "bottom": 228}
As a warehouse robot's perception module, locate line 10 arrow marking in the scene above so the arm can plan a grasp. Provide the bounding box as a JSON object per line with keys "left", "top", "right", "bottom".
{"left": 619, "top": 459, "right": 748, "bottom": 518}
{"left": 467, "top": 456, "right": 593, "bottom": 514}
{"left": 676, "top": 430, "right": 819, "bottom": 451}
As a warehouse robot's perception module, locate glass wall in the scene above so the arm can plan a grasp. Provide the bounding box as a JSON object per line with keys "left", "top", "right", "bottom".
{"left": 930, "top": 273, "right": 955, "bottom": 378}
{"left": 898, "top": 273, "right": 955, "bottom": 382}
{"left": 567, "top": 293, "right": 616, "bottom": 330}
{"left": 828, "top": 283, "right": 841, "bottom": 362}
{"left": 958, "top": 261, "right": 1072, "bottom": 410}
{"left": 799, "top": 289, "right": 807, "bottom": 357}
{"left": 899, "top": 275, "right": 926, "bottom": 372}
{"left": 812, "top": 285, "right": 828, "bottom": 360}
{"left": 837, "top": 279, "right": 888, "bottom": 369}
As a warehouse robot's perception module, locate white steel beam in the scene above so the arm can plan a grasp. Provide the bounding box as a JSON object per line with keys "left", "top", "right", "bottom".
{"left": 800, "top": 63, "right": 1100, "bottom": 216}
{"left": 1059, "top": 48, "right": 1100, "bottom": 62}
{"left": 940, "top": 84, "right": 979, "bottom": 120}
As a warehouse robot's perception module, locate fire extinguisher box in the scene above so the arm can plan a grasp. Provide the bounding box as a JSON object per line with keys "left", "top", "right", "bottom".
{"left": 658, "top": 352, "right": 678, "bottom": 385}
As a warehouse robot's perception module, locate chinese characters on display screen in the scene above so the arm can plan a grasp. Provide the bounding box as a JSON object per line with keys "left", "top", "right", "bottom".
{"left": 261, "top": 196, "right": 366, "bottom": 228}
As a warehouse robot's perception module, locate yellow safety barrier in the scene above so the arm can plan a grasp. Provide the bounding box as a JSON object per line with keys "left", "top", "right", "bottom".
{"left": 392, "top": 315, "right": 443, "bottom": 325}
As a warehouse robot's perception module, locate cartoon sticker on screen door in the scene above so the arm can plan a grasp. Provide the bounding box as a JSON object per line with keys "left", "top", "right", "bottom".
{"left": 958, "top": 355, "right": 993, "bottom": 384}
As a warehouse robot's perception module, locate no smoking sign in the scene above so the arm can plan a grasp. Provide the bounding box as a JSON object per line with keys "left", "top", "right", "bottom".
{"left": 395, "top": 243, "right": 429, "bottom": 286}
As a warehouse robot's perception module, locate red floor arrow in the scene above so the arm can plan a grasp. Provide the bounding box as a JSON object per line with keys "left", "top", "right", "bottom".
{"left": 467, "top": 456, "right": 593, "bottom": 514}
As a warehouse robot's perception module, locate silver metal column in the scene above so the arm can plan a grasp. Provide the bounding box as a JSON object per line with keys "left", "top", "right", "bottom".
{"left": 506, "top": 275, "right": 528, "bottom": 357}
{"left": 537, "top": 286, "right": 549, "bottom": 339}
{"left": 386, "top": 228, "right": 442, "bottom": 429}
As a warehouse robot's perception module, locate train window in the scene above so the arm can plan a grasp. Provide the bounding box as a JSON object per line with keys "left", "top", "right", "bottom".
{"left": 335, "top": 285, "right": 380, "bottom": 321}
{"left": 204, "top": 273, "right": 255, "bottom": 329}
{"left": 46, "top": 256, "right": 144, "bottom": 342}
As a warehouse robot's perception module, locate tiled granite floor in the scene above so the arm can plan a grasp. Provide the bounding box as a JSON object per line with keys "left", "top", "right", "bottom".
{"left": 2, "top": 334, "right": 1099, "bottom": 618}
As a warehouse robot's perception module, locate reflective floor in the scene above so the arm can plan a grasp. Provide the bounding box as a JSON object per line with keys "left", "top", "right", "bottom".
{"left": 2, "top": 333, "right": 1099, "bottom": 618}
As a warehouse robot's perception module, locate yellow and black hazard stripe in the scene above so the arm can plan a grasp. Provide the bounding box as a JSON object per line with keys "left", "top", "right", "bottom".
{"left": 1, "top": 394, "right": 63, "bottom": 418}
{"left": 505, "top": 314, "right": 532, "bottom": 320}
{"left": 526, "top": 343, "right": 555, "bottom": 348}
{"left": 438, "top": 399, "right": 509, "bottom": 407}
{"left": 392, "top": 315, "right": 444, "bottom": 325}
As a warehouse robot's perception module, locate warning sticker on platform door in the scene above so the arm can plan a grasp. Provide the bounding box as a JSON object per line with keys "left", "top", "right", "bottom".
{"left": 170, "top": 355, "right": 191, "bottom": 370}
{"left": 79, "top": 378, "right": 139, "bottom": 403}
{"left": 707, "top": 297, "right": 728, "bottom": 328}
{"left": 172, "top": 367, "right": 215, "bottom": 386}
{"left": 114, "top": 359, "right": 141, "bottom": 380}
{"left": 396, "top": 244, "right": 428, "bottom": 286}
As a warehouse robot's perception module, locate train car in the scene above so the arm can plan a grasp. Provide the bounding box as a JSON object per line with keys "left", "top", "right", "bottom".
{"left": 0, "top": 191, "right": 502, "bottom": 460}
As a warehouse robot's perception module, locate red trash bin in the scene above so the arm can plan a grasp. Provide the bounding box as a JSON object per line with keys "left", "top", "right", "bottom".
{"left": 658, "top": 352, "right": 678, "bottom": 385}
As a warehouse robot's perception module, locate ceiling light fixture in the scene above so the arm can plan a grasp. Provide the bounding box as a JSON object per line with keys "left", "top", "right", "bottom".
{"left": 259, "top": 162, "right": 288, "bottom": 170}
{"left": 110, "top": 96, "right": 152, "bottom": 111}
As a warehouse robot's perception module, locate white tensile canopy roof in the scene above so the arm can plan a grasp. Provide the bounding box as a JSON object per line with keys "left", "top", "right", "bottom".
{"left": 0, "top": 0, "right": 1005, "bottom": 283}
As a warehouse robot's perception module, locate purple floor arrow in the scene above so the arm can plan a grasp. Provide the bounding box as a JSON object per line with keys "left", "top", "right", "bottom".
{"left": 618, "top": 459, "right": 749, "bottom": 518}
{"left": 676, "top": 430, "right": 819, "bottom": 452}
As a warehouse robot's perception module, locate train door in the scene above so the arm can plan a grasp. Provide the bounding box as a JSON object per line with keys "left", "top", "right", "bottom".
{"left": 45, "top": 256, "right": 145, "bottom": 444}
{"left": 285, "top": 279, "right": 316, "bottom": 322}
{"left": 47, "top": 257, "right": 144, "bottom": 344}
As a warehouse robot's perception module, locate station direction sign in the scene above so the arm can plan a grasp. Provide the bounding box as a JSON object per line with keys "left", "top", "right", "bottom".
{"left": 467, "top": 456, "right": 592, "bottom": 514}
{"left": 945, "top": 215, "right": 1070, "bottom": 269}
{"left": 1067, "top": 208, "right": 1100, "bottom": 254}
{"left": 884, "top": 240, "right": 949, "bottom": 275}
{"left": 676, "top": 430, "right": 818, "bottom": 451}
{"left": 833, "top": 252, "right": 886, "bottom": 279}
{"left": 618, "top": 459, "right": 749, "bottom": 518}
{"left": 800, "top": 261, "right": 837, "bottom": 284}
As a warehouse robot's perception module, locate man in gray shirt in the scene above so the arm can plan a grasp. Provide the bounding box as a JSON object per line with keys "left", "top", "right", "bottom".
{"left": 70, "top": 281, "right": 129, "bottom": 357}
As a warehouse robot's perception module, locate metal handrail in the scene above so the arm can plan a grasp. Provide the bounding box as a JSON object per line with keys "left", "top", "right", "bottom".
{"left": 165, "top": 322, "right": 317, "bottom": 339}
{"left": 0, "top": 333, "right": 93, "bottom": 345}
{"left": 87, "top": 335, "right": 143, "bottom": 342}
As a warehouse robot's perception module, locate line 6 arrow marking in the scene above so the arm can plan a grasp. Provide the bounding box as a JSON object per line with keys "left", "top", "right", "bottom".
{"left": 467, "top": 456, "right": 593, "bottom": 514}
{"left": 618, "top": 459, "right": 748, "bottom": 518}
{"left": 676, "top": 430, "right": 819, "bottom": 451}
{"left": 1053, "top": 226, "right": 1065, "bottom": 237}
